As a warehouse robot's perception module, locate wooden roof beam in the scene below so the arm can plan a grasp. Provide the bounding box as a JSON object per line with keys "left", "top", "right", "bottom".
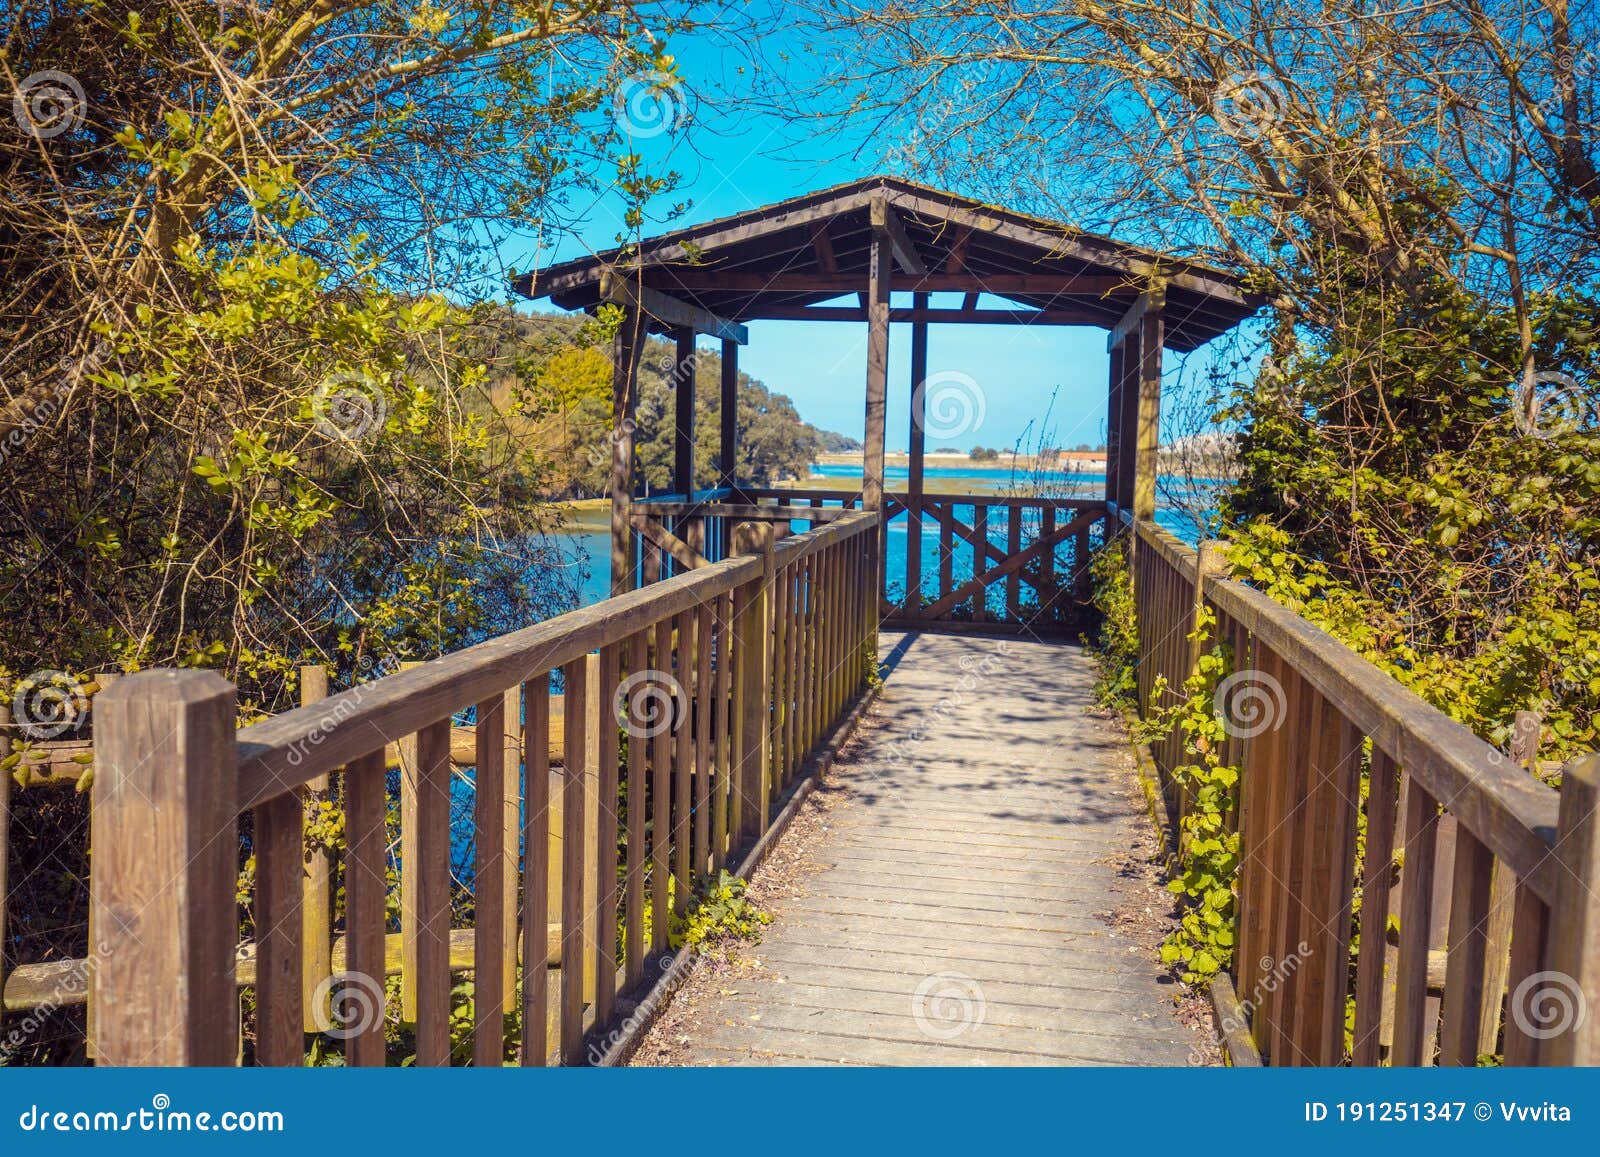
{"left": 870, "top": 195, "right": 927, "bottom": 276}
{"left": 945, "top": 226, "right": 972, "bottom": 274}
{"left": 642, "top": 271, "right": 1139, "bottom": 296}
{"left": 742, "top": 305, "right": 1113, "bottom": 326}
{"left": 809, "top": 221, "right": 838, "bottom": 274}
{"left": 599, "top": 269, "right": 748, "bottom": 345}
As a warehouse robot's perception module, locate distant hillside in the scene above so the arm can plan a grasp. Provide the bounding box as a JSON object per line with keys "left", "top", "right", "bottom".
{"left": 456, "top": 307, "right": 853, "bottom": 495}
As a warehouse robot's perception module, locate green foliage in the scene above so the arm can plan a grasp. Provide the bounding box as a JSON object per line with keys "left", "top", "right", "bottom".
{"left": 1220, "top": 270, "right": 1599, "bottom": 766}
{"left": 1144, "top": 608, "right": 1242, "bottom": 986}
{"left": 1089, "top": 532, "right": 1139, "bottom": 709}
{"left": 668, "top": 871, "right": 772, "bottom": 953}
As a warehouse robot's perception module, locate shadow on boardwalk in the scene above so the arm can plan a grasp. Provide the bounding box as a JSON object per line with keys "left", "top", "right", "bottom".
{"left": 630, "top": 631, "right": 1220, "bottom": 1067}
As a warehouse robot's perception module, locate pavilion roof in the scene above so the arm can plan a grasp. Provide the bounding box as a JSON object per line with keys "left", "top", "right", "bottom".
{"left": 513, "top": 176, "right": 1261, "bottom": 352}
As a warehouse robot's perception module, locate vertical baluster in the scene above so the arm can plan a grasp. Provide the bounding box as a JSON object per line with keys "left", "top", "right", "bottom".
{"left": 972, "top": 504, "right": 989, "bottom": 620}
{"left": 651, "top": 618, "right": 673, "bottom": 953}
{"left": 1039, "top": 505, "right": 1056, "bottom": 615}
{"left": 500, "top": 686, "right": 522, "bottom": 1017}
{"left": 694, "top": 604, "right": 713, "bottom": 880}
{"left": 832, "top": 544, "right": 844, "bottom": 720}
{"left": 769, "top": 566, "right": 789, "bottom": 789}
{"left": 1544, "top": 755, "right": 1600, "bottom": 1065}
{"left": 412, "top": 718, "right": 452, "bottom": 1066}
{"left": 1501, "top": 883, "right": 1550, "bottom": 1066}
{"left": 1073, "top": 513, "right": 1091, "bottom": 602}
{"left": 785, "top": 560, "right": 803, "bottom": 780}
{"left": 343, "top": 748, "right": 388, "bottom": 1066}
{"left": 522, "top": 674, "right": 551, "bottom": 1066}
{"left": 712, "top": 595, "right": 733, "bottom": 873}
{"left": 673, "top": 610, "right": 695, "bottom": 908}
{"left": 1241, "top": 643, "right": 1292, "bottom": 1056}
{"left": 254, "top": 789, "right": 304, "bottom": 1066}
{"left": 594, "top": 642, "right": 622, "bottom": 1028}
{"left": 397, "top": 667, "right": 421, "bottom": 1024}
{"left": 802, "top": 553, "right": 820, "bottom": 751}
{"left": 1005, "top": 508, "right": 1022, "bottom": 621}
{"left": 472, "top": 691, "right": 507, "bottom": 1066}
{"left": 1392, "top": 777, "right": 1441, "bottom": 1066}
{"left": 1439, "top": 828, "right": 1495, "bottom": 1065}
{"left": 298, "top": 666, "right": 333, "bottom": 1035}
{"left": 625, "top": 632, "right": 648, "bottom": 987}
{"left": 732, "top": 524, "right": 774, "bottom": 845}
{"left": 1352, "top": 747, "right": 1402, "bottom": 1065}
{"left": 1273, "top": 672, "right": 1317, "bottom": 1064}
{"left": 559, "top": 659, "right": 588, "bottom": 1064}
{"left": 1305, "top": 714, "right": 1364, "bottom": 1065}
{"left": 938, "top": 504, "right": 953, "bottom": 609}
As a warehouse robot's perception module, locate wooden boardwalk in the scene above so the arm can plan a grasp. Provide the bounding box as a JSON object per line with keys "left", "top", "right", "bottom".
{"left": 655, "top": 631, "right": 1208, "bottom": 1067}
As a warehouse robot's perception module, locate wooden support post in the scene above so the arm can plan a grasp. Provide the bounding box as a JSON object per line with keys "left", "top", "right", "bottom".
{"left": 1133, "top": 290, "right": 1165, "bottom": 520}
{"left": 673, "top": 327, "right": 696, "bottom": 496}
{"left": 299, "top": 664, "right": 333, "bottom": 1033}
{"left": 0, "top": 702, "right": 7, "bottom": 1044}
{"left": 1546, "top": 753, "right": 1600, "bottom": 1065}
{"left": 863, "top": 224, "right": 891, "bottom": 598}
{"left": 91, "top": 670, "right": 238, "bottom": 1065}
{"left": 719, "top": 338, "right": 739, "bottom": 488}
{"left": 731, "top": 522, "right": 774, "bottom": 845}
{"left": 610, "top": 301, "right": 644, "bottom": 594}
{"left": 905, "top": 295, "right": 928, "bottom": 612}
{"left": 1104, "top": 342, "right": 1124, "bottom": 505}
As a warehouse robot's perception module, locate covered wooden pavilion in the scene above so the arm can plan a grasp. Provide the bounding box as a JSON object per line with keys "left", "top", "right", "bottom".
{"left": 514, "top": 175, "right": 1259, "bottom": 611}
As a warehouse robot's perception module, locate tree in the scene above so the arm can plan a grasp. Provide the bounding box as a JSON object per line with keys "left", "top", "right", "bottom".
{"left": 0, "top": 1, "right": 709, "bottom": 707}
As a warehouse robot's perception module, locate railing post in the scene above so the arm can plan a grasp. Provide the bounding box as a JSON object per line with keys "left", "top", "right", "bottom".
{"left": 731, "top": 521, "right": 774, "bottom": 845}
{"left": 0, "top": 701, "right": 10, "bottom": 1048}
{"left": 1546, "top": 753, "right": 1600, "bottom": 1065}
{"left": 91, "top": 669, "right": 239, "bottom": 1065}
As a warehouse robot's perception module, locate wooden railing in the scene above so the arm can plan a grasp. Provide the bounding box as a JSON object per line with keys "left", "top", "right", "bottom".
{"left": 82, "top": 510, "right": 878, "bottom": 1066}
{"left": 631, "top": 485, "right": 1106, "bottom": 627}
{"left": 1119, "top": 508, "right": 1600, "bottom": 1066}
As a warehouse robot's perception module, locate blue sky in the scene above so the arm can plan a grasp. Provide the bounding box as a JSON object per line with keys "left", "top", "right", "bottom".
{"left": 501, "top": 28, "right": 1222, "bottom": 454}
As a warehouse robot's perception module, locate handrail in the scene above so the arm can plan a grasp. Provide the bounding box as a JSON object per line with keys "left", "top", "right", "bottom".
{"left": 1117, "top": 511, "right": 1597, "bottom": 1066}
{"left": 87, "top": 510, "right": 883, "bottom": 1066}
{"left": 1126, "top": 516, "right": 1560, "bottom": 899}
{"left": 239, "top": 551, "right": 759, "bottom": 809}
{"left": 1206, "top": 575, "right": 1560, "bottom": 900}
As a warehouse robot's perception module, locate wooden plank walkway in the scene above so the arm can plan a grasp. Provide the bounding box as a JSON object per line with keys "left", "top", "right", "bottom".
{"left": 639, "top": 631, "right": 1212, "bottom": 1067}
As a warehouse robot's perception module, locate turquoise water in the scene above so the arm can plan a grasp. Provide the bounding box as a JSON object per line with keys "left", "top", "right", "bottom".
{"left": 558, "top": 465, "right": 1214, "bottom": 610}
